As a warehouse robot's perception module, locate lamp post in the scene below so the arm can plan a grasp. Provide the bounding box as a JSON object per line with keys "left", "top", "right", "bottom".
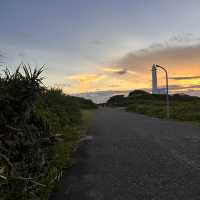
{"left": 153, "top": 64, "right": 170, "bottom": 119}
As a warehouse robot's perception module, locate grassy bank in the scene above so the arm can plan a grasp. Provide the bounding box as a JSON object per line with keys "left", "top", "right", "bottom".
{"left": 0, "top": 65, "right": 97, "bottom": 200}
{"left": 41, "top": 109, "right": 96, "bottom": 199}
{"left": 107, "top": 90, "right": 200, "bottom": 124}
{"left": 127, "top": 99, "right": 200, "bottom": 122}
{"left": 81, "top": 109, "right": 96, "bottom": 131}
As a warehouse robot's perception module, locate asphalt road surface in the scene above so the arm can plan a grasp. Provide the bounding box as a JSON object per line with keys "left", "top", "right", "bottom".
{"left": 50, "top": 107, "right": 200, "bottom": 200}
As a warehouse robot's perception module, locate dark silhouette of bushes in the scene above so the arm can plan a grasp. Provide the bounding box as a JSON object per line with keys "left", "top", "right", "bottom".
{"left": 128, "top": 90, "right": 150, "bottom": 97}
{"left": 0, "top": 65, "right": 54, "bottom": 199}
{"left": 107, "top": 95, "right": 126, "bottom": 106}
{"left": 36, "top": 88, "right": 81, "bottom": 131}
{"left": 75, "top": 96, "right": 98, "bottom": 109}
{"left": 0, "top": 65, "right": 96, "bottom": 199}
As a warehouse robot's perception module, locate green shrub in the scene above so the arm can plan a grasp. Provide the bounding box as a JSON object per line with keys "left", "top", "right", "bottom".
{"left": 0, "top": 65, "right": 54, "bottom": 200}
{"left": 127, "top": 99, "right": 200, "bottom": 123}
{"left": 0, "top": 65, "right": 84, "bottom": 200}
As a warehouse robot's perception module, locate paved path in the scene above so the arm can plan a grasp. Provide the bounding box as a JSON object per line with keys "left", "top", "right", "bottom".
{"left": 50, "top": 107, "right": 200, "bottom": 200}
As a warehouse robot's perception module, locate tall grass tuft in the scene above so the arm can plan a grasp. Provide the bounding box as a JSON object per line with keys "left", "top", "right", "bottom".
{"left": 0, "top": 65, "right": 97, "bottom": 199}
{"left": 0, "top": 65, "right": 55, "bottom": 200}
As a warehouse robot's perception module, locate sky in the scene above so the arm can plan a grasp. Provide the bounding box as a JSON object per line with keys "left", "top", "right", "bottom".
{"left": 0, "top": 0, "right": 200, "bottom": 98}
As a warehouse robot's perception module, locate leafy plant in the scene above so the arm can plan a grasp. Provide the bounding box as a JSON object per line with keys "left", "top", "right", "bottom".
{"left": 0, "top": 65, "right": 65, "bottom": 200}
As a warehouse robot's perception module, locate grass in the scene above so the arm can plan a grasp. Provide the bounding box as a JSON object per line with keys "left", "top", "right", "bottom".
{"left": 43, "top": 109, "right": 96, "bottom": 199}
{"left": 127, "top": 99, "right": 200, "bottom": 124}
{"left": 0, "top": 66, "right": 97, "bottom": 200}
{"left": 40, "top": 127, "right": 81, "bottom": 200}
{"left": 106, "top": 90, "right": 200, "bottom": 124}
{"left": 81, "top": 109, "right": 96, "bottom": 132}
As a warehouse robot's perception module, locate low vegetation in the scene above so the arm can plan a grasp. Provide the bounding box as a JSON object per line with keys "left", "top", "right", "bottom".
{"left": 81, "top": 109, "right": 96, "bottom": 132}
{"left": 107, "top": 90, "right": 200, "bottom": 123}
{"left": 0, "top": 65, "right": 96, "bottom": 200}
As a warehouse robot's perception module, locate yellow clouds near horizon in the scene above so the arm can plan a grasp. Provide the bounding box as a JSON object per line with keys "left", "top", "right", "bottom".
{"left": 111, "top": 39, "right": 200, "bottom": 94}
{"left": 63, "top": 64, "right": 200, "bottom": 94}
{"left": 67, "top": 73, "right": 107, "bottom": 83}
{"left": 102, "top": 67, "right": 136, "bottom": 75}
{"left": 62, "top": 68, "right": 200, "bottom": 94}
{"left": 64, "top": 67, "right": 148, "bottom": 94}
{"left": 65, "top": 73, "right": 107, "bottom": 93}
{"left": 62, "top": 36, "right": 200, "bottom": 95}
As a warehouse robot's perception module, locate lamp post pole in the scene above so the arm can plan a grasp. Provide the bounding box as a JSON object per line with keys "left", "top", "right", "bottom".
{"left": 154, "top": 64, "right": 170, "bottom": 119}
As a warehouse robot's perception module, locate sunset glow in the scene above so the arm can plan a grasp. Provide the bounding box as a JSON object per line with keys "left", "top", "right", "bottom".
{"left": 1, "top": 0, "right": 200, "bottom": 99}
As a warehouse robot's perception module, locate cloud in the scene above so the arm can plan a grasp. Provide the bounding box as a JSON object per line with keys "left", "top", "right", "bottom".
{"left": 179, "top": 84, "right": 200, "bottom": 90}
{"left": 168, "top": 33, "right": 195, "bottom": 43}
{"left": 65, "top": 34, "right": 200, "bottom": 94}
{"left": 169, "top": 76, "right": 200, "bottom": 80}
{"left": 64, "top": 68, "right": 142, "bottom": 94}
{"left": 67, "top": 73, "right": 106, "bottom": 83}
{"left": 167, "top": 84, "right": 200, "bottom": 91}
{"left": 0, "top": 54, "right": 3, "bottom": 63}
{"left": 0, "top": 50, "right": 7, "bottom": 63}
{"left": 117, "top": 44, "right": 200, "bottom": 72}
{"left": 90, "top": 40, "right": 104, "bottom": 46}
{"left": 113, "top": 68, "right": 127, "bottom": 75}
{"left": 102, "top": 67, "right": 127, "bottom": 75}
{"left": 53, "top": 83, "right": 71, "bottom": 88}
{"left": 186, "top": 89, "right": 200, "bottom": 97}
{"left": 102, "top": 67, "right": 136, "bottom": 75}
{"left": 114, "top": 35, "right": 200, "bottom": 75}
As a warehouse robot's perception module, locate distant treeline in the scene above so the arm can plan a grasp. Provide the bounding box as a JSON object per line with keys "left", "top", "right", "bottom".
{"left": 107, "top": 90, "right": 200, "bottom": 122}
{"left": 0, "top": 65, "right": 96, "bottom": 200}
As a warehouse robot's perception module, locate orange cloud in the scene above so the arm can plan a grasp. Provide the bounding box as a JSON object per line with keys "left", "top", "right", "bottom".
{"left": 102, "top": 67, "right": 136, "bottom": 75}
{"left": 67, "top": 73, "right": 106, "bottom": 83}
{"left": 64, "top": 36, "right": 200, "bottom": 95}
{"left": 64, "top": 70, "right": 146, "bottom": 94}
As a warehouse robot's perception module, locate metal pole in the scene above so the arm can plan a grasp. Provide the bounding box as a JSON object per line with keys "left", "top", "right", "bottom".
{"left": 155, "top": 65, "right": 170, "bottom": 119}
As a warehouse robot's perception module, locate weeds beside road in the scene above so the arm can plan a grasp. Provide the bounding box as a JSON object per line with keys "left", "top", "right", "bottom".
{"left": 0, "top": 65, "right": 96, "bottom": 200}
{"left": 127, "top": 99, "right": 200, "bottom": 123}
{"left": 107, "top": 90, "right": 200, "bottom": 124}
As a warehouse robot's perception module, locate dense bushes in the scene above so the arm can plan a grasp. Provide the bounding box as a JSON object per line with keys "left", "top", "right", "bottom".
{"left": 36, "top": 89, "right": 81, "bottom": 132}
{"left": 107, "top": 95, "right": 127, "bottom": 107}
{"left": 0, "top": 66, "right": 54, "bottom": 199}
{"left": 0, "top": 65, "right": 96, "bottom": 200}
{"left": 75, "top": 96, "right": 98, "bottom": 109}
